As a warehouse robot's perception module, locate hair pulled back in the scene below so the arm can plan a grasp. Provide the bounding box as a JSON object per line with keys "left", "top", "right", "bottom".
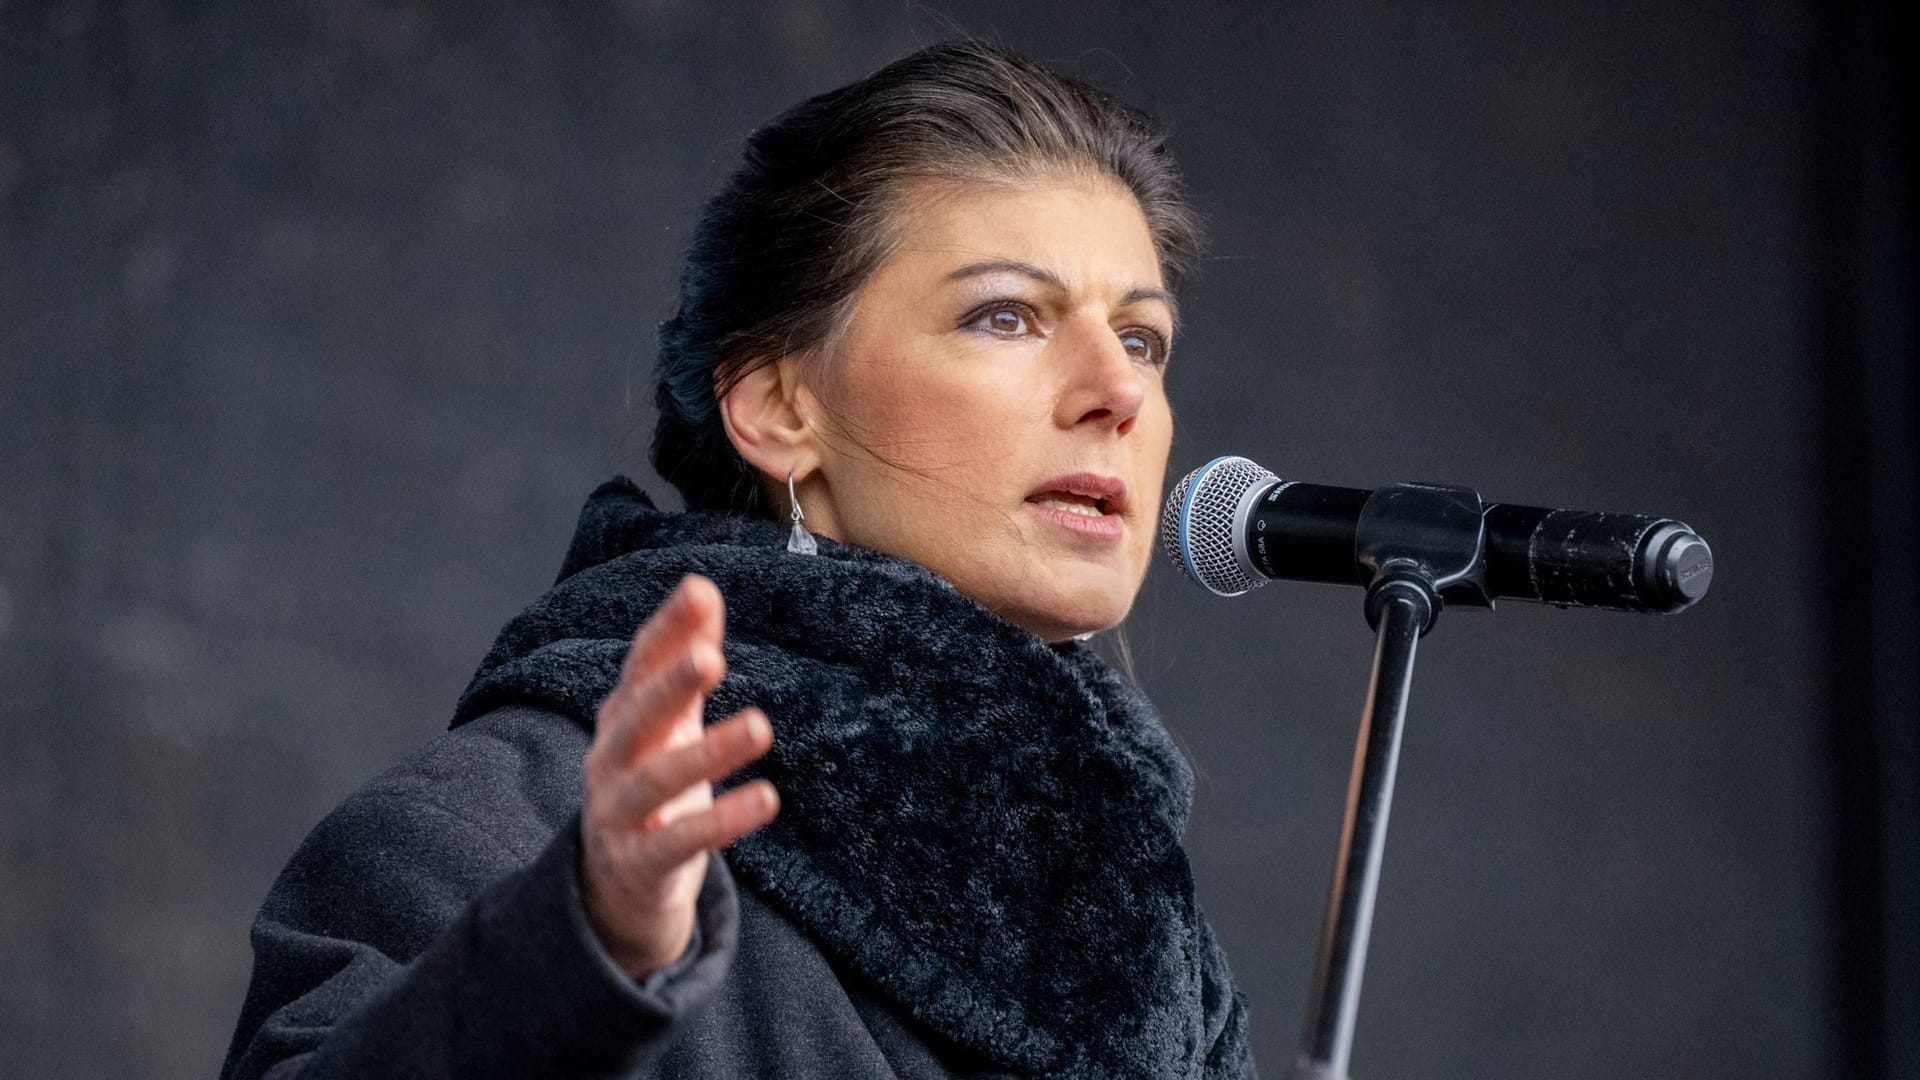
{"left": 650, "top": 40, "right": 1203, "bottom": 514}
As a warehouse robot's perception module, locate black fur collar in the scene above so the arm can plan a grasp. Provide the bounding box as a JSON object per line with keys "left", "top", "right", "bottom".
{"left": 454, "top": 478, "right": 1230, "bottom": 1075}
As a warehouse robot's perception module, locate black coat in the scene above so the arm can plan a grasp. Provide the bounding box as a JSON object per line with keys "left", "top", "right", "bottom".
{"left": 220, "top": 480, "right": 1257, "bottom": 1078}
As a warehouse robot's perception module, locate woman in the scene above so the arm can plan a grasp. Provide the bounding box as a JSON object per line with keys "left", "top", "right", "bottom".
{"left": 220, "top": 40, "right": 1254, "bottom": 1079}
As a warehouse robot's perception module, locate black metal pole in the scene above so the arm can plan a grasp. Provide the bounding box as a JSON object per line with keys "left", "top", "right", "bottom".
{"left": 1290, "top": 580, "right": 1432, "bottom": 1080}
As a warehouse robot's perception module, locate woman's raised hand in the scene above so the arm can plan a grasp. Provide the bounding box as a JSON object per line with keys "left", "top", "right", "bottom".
{"left": 578, "top": 574, "right": 779, "bottom": 979}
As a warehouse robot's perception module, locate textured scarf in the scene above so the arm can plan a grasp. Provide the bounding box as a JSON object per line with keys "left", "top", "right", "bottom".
{"left": 451, "top": 477, "right": 1247, "bottom": 1077}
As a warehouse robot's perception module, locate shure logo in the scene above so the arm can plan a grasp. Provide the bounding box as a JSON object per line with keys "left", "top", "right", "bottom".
{"left": 1678, "top": 558, "right": 1711, "bottom": 581}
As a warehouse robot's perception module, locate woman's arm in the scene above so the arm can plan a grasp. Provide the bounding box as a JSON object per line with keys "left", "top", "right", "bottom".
{"left": 223, "top": 575, "right": 775, "bottom": 1078}
{"left": 220, "top": 793, "right": 738, "bottom": 1080}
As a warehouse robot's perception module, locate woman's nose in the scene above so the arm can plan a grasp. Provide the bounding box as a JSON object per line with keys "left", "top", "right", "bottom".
{"left": 1056, "top": 323, "right": 1146, "bottom": 434}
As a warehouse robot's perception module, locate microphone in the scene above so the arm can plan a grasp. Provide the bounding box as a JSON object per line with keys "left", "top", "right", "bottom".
{"left": 1161, "top": 456, "right": 1713, "bottom": 613}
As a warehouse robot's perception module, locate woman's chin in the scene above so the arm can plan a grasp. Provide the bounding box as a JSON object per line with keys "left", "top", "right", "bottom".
{"left": 991, "top": 577, "right": 1136, "bottom": 644}
{"left": 921, "top": 539, "right": 1144, "bottom": 643}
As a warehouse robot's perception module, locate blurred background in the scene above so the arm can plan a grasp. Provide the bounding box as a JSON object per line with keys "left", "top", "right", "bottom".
{"left": 2, "top": 2, "right": 1913, "bottom": 1077}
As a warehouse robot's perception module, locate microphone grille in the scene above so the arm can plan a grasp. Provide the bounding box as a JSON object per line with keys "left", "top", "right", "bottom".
{"left": 1161, "top": 456, "right": 1279, "bottom": 596}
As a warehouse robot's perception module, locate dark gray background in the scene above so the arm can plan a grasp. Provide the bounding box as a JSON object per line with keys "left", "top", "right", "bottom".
{"left": 3, "top": 2, "right": 1913, "bottom": 1078}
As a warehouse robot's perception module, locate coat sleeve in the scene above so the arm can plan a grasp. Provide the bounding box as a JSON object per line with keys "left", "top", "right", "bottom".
{"left": 219, "top": 791, "right": 738, "bottom": 1080}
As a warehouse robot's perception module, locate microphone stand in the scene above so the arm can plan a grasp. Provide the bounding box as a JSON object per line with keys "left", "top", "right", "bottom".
{"left": 1290, "top": 483, "right": 1494, "bottom": 1080}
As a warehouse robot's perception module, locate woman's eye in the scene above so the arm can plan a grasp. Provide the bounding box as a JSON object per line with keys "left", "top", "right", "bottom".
{"left": 966, "top": 301, "right": 1038, "bottom": 337}
{"left": 1119, "top": 328, "right": 1170, "bottom": 366}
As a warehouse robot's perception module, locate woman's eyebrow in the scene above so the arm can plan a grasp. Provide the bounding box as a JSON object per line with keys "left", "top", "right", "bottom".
{"left": 1121, "top": 285, "right": 1180, "bottom": 331}
{"left": 943, "top": 259, "right": 1180, "bottom": 327}
{"left": 943, "top": 258, "right": 1069, "bottom": 289}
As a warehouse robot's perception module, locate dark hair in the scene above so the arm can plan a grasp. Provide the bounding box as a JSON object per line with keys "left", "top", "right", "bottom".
{"left": 650, "top": 39, "right": 1203, "bottom": 514}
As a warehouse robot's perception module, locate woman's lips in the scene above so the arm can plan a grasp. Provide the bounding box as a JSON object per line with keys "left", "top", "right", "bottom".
{"left": 1026, "top": 499, "right": 1126, "bottom": 539}
{"left": 1024, "top": 482, "right": 1127, "bottom": 541}
{"left": 1025, "top": 473, "right": 1129, "bottom": 514}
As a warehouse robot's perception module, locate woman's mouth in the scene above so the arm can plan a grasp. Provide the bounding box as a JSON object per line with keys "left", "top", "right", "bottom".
{"left": 1024, "top": 474, "right": 1128, "bottom": 540}
{"left": 1031, "top": 492, "right": 1109, "bottom": 517}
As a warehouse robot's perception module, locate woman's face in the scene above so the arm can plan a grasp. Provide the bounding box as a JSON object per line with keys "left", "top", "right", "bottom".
{"left": 796, "top": 176, "right": 1177, "bottom": 642}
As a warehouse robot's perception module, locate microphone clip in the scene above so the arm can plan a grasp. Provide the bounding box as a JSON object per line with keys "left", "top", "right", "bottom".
{"left": 1355, "top": 482, "right": 1494, "bottom": 634}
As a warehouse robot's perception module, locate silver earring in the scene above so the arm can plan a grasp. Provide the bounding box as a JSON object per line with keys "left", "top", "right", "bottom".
{"left": 786, "top": 470, "right": 818, "bottom": 556}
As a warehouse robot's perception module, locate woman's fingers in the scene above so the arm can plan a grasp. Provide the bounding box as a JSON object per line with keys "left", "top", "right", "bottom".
{"left": 618, "top": 575, "right": 725, "bottom": 686}
{"left": 630, "top": 780, "right": 780, "bottom": 879}
{"left": 577, "top": 575, "right": 780, "bottom": 980}
{"left": 592, "top": 575, "right": 727, "bottom": 768}
{"left": 602, "top": 709, "right": 773, "bottom": 830}
{"left": 595, "top": 639, "right": 725, "bottom": 770}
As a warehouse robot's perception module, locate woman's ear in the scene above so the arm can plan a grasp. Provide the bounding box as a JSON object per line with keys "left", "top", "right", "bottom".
{"left": 716, "top": 357, "right": 820, "bottom": 484}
